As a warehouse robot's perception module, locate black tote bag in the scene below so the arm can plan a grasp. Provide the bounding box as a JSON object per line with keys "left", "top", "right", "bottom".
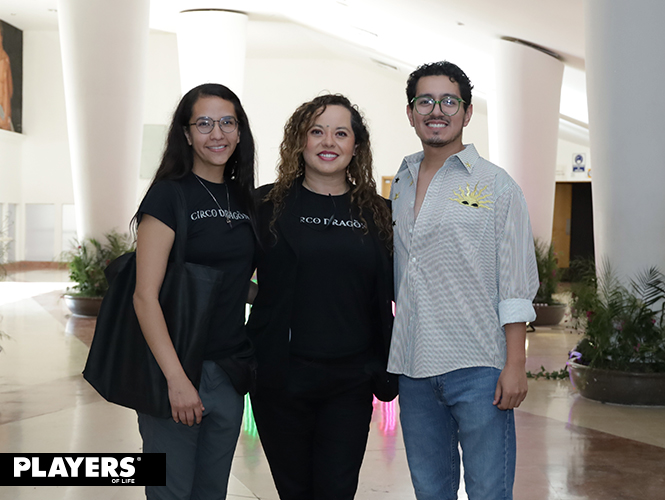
{"left": 83, "top": 182, "right": 225, "bottom": 418}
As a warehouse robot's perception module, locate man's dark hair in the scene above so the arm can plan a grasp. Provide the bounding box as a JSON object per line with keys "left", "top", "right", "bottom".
{"left": 406, "top": 61, "right": 474, "bottom": 111}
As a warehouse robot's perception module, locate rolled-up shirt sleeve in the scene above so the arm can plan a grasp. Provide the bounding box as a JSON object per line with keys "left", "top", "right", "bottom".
{"left": 494, "top": 181, "right": 539, "bottom": 326}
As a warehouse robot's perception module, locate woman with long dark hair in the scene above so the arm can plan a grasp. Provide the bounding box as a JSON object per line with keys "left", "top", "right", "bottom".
{"left": 132, "top": 83, "right": 256, "bottom": 499}
{"left": 247, "top": 94, "right": 397, "bottom": 500}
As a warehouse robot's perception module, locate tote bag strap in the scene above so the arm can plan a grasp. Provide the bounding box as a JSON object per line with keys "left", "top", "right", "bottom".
{"left": 169, "top": 180, "right": 188, "bottom": 265}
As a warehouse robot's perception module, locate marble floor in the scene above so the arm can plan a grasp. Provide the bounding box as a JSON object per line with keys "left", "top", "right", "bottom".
{"left": 1, "top": 269, "right": 664, "bottom": 499}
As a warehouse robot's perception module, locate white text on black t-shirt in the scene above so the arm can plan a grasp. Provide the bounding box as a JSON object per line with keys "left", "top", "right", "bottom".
{"left": 299, "top": 215, "right": 365, "bottom": 229}
{"left": 191, "top": 209, "right": 250, "bottom": 221}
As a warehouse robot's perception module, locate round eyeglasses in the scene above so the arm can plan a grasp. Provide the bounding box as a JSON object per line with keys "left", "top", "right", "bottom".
{"left": 410, "top": 95, "right": 465, "bottom": 116}
{"left": 189, "top": 116, "right": 239, "bottom": 134}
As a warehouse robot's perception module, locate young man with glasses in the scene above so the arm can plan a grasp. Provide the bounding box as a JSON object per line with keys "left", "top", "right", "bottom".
{"left": 389, "top": 61, "right": 539, "bottom": 500}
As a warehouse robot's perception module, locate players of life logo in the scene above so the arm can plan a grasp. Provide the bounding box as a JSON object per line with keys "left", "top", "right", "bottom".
{"left": 2, "top": 453, "right": 165, "bottom": 486}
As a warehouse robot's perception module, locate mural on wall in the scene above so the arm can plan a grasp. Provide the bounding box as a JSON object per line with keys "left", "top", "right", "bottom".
{"left": 0, "top": 20, "right": 22, "bottom": 134}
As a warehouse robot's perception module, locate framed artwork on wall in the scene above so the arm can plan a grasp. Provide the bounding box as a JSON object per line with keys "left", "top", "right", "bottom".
{"left": 0, "top": 19, "right": 22, "bottom": 134}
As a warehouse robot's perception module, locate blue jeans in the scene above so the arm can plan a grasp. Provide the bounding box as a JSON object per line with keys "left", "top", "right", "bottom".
{"left": 399, "top": 367, "right": 516, "bottom": 500}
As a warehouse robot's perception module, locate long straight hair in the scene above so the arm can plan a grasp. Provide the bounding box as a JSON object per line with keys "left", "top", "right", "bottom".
{"left": 133, "top": 83, "right": 256, "bottom": 230}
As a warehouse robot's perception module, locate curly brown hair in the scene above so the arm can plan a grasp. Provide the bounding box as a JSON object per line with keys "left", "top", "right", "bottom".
{"left": 267, "top": 94, "right": 392, "bottom": 249}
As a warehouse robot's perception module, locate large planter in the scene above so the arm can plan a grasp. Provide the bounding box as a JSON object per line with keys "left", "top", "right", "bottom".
{"left": 532, "top": 303, "right": 566, "bottom": 326}
{"left": 568, "top": 360, "right": 665, "bottom": 406}
{"left": 63, "top": 294, "right": 103, "bottom": 317}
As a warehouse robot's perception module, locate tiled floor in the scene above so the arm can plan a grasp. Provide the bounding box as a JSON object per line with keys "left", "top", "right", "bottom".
{"left": 1, "top": 270, "right": 664, "bottom": 499}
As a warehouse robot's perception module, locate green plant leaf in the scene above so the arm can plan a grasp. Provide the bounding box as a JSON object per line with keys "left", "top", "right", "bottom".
{"left": 62, "top": 230, "right": 135, "bottom": 298}
{"left": 569, "top": 259, "right": 665, "bottom": 372}
{"left": 533, "top": 238, "right": 561, "bottom": 306}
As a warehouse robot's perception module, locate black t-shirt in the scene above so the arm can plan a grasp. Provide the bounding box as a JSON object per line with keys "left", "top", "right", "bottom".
{"left": 289, "top": 186, "right": 377, "bottom": 358}
{"left": 138, "top": 172, "right": 254, "bottom": 360}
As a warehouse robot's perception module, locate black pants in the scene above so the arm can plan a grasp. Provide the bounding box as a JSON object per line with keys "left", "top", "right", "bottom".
{"left": 251, "top": 354, "right": 374, "bottom": 500}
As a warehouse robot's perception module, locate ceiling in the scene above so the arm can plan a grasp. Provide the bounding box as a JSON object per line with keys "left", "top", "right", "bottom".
{"left": 0, "top": 0, "right": 588, "bottom": 122}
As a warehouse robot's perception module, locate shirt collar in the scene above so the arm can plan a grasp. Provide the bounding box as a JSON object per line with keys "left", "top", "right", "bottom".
{"left": 398, "top": 150, "right": 425, "bottom": 181}
{"left": 454, "top": 144, "right": 480, "bottom": 173}
{"left": 398, "top": 143, "right": 480, "bottom": 180}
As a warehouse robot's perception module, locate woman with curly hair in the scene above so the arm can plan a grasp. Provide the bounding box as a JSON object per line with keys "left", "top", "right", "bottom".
{"left": 247, "top": 94, "right": 397, "bottom": 500}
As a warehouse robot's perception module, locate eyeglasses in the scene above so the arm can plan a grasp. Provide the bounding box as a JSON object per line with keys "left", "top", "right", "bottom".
{"left": 410, "top": 95, "right": 465, "bottom": 116}
{"left": 189, "top": 116, "right": 239, "bottom": 134}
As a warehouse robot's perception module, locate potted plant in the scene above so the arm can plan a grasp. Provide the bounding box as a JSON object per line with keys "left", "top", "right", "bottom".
{"left": 63, "top": 231, "right": 134, "bottom": 316}
{"left": 567, "top": 261, "right": 665, "bottom": 405}
{"left": 532, "top": 238, "right": 566, "bottom": 326}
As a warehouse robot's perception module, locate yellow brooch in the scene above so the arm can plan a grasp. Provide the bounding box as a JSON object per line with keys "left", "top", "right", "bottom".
{"left": 451, "top": 183, "right": 493, "bottom": 210}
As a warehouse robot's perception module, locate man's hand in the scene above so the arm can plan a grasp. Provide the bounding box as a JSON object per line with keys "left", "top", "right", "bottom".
{"left": 494, "top": 363, "right": 527, "bottom": 410}
{"left": 494, "top": 321, "right": 528, "bottom": 410}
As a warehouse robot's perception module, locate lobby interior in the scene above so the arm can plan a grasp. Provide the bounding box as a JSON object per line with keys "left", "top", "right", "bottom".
{"left": 2, "top": 1, "right": 665, "bottom": 499}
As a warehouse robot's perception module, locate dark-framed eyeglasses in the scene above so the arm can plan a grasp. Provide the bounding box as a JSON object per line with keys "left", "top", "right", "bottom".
{"left": 189, "top": 116, "right": 239, "bottom": 134}
{"left": 410, "top": 95, "right": 465, "bottom": 116}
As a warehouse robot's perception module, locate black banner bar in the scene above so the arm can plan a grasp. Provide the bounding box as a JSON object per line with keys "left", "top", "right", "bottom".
{"left": 0, "top": 453, "right": 165, "bottom": 486}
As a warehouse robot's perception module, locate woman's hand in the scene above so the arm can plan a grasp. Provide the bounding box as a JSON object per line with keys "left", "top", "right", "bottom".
{"left": 167, "top": 374, "right": 205, "bottom": 426}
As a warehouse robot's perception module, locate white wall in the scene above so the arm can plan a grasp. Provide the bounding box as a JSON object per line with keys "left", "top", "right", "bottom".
{"left": 0, "top": 130, "right": 23, "bottom": 203}
{"left": 21, "top": 30, "right": 72, "bottom": 257}
{"left": 244, "top": 56, "right": 490, "bottom": 186}
{"left": 0, "top": 23, "right": 584, "bottom": 261}
{"left": 464, "top": 99, "right": 490, "bottom": 160}
{"left": 0, "top": 127, "right": 23, "bottom": 262}
{"left": 137, "top": 31, "right": 182, "bottom": 201}
{"left": 244, "top": 57, "right": 423, "bottom": 185}
{"left": 21, "top": 30, "right": 72, "bottom": 204}
{"left": 0, "top": 30, "right": 72, "bottom": 260}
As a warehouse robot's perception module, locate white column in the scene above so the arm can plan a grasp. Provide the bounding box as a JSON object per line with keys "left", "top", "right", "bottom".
{"left": 585, "top": 0, "right": 665, "bottom": 278}
{"left": 176, "top": 10, "right": 248, "bottom": 97}
{"left": 57, "top": 0, "right": 149, "bottom": 241}
{"left": 488, "top": 38, "right": 564, "bottom": 244}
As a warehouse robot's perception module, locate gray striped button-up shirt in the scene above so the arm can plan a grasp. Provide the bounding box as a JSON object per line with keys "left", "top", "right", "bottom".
{"left": 388, "top": 144, "right": 538, "bottom": 378}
